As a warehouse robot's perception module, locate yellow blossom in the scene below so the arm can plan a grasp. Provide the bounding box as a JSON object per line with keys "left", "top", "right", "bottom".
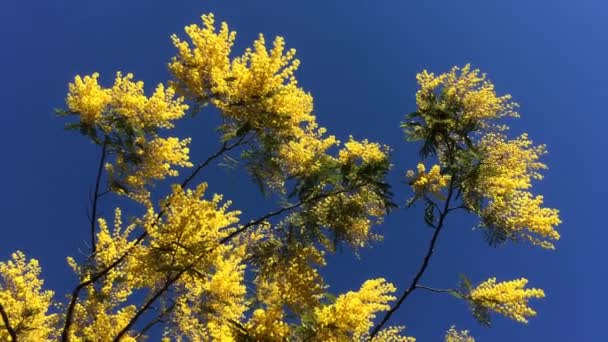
{"left": 0, "top": 252, "right": 56, "bottom": 341}
{"left": 255, "top": 244, "right": 327, "bottom": 314}
{"left": 311, "top": 186, "right": 386, "bottom": 249}
{"left": 314, "top": 278, "right": 396, "bottom": 340}
{"left": 277, "top": 122, "right": 338, "bottom": 176}
{"left": 67, "top": 72, "right": 187, "bottom": 131}
{"left": 444, "top": 326, "right": 475, "bottom": 342}
{"left": 169, "top": 13, "right": 236, "bottom": 99}
{"left": 108, "top": 136, "right": 193, "bottom": 203}
{"left": 407, "top": 163, "right": 451, "bottom": 198}
{"left": 147, "top": 183, "right": 241, "bottom": 270}
{"left": 415, "top": 64, "right": 518, "bottom": 130}
{"left": 170, "top": 14, "right": 314, "bottom": 137}
{"left": 110, "top": 72, "right": 188, "bottom": 130}
{"left": 471, "top": 133, "right": 561, "bottom": 249}
{"left": 470, "top": 277, "right": 545, "bottom": 323}
{"left": 215, "top": 34, "right": 314, "bottom": 136}
{"left": 66, "top": 208, "right": 143, "bottom": 341}
{"left": 66, "top": 73, "right": 111, "bottom": 125}
{"left": 368, "top": 326, "right": 416, "bottom": 342}
{"left": 339, "top": 136, "right": 389, "bottom": 165}
{"left": 245, "top": 279, "right": 291, "bottom": 341}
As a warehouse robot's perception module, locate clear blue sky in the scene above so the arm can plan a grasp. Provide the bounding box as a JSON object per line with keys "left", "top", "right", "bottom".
{"left": 1, "top": 1, "right": 605, "bottom": 340}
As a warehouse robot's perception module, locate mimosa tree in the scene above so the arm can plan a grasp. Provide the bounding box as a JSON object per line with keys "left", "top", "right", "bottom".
{"left": 0, "top": 13, "right": 560, "bottom": 341}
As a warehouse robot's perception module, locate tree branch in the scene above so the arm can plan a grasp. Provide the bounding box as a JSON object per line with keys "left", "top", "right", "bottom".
{"left": 370, "top": 177, "right": 455, "bottom": 338}
{"left": 134, "top": 302, "right": 176, "bottom": 341}
{"left": 112, "top": 274, "right": 179, "bottom": 341}
{"left": 181, "top": 134, "right": 249, "bottom": 189}
{"left": 0, "top": 301, "right": 17, "bottom": 342}
{"left": 90, "top": 138, "right": 108, "bottom": 255}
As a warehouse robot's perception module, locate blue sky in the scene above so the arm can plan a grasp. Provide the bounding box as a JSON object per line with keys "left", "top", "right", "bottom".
{"left": 1, "top": 0, "right": 606, "bottom": 340}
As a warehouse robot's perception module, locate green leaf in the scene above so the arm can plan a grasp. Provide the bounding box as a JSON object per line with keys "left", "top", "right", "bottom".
{"left": 424, "top": 201, "right": 436, "bottom": 228}
{"left": 64, "top": 122, "right": 81, "bottom": 131}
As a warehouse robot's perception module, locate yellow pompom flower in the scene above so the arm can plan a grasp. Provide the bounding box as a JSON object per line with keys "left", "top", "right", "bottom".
{"left": 66, "top": 208, "right": 144, "bottom": 341}
{"left": 245, "top": 280, "right": 291, "bottom": 341}
{"left": 470, "top": 278, "right": 545, "bottom": 323}
{"left": 214, "top": 34, "right": 314, "bottom": 135}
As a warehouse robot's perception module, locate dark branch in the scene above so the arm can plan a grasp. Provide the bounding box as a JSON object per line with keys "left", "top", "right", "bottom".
{"left": 90, "top": 138, "right": 108, "bottom": 254}
{"left": 370, "top": 177, "right": 455, "bottom": 338}
{"left": 60, "top": 231, "right": 147, "bottom": 342}
{"left": 181, "top": 135, "right": 249, "bottom": 189}
{"left": 0, "top": 301, "right": 17, "bottom": 341}
{"left": 112, "top": 275, "right": 179, "bottom": 341}
{"left": 134, "top": 302, "right": 176, "bottom": 341}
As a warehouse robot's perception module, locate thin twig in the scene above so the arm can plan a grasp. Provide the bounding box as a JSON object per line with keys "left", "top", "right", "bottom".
{"left": 415, "top": 285, "right": 464, "bottom": 297}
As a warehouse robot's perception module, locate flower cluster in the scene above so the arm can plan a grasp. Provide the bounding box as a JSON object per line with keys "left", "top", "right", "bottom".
{"left": 473, "top": 133, "right": 561, "bottom": 249}
{"left": 407, "top": 163, "right": 451, "bottom": 199}
{"left": 169, "top": 13, "right": 236, "bottom": 100}
{"left": 369, "top": 326, "right": 417, "bottom": 342}
{"left": 444, "top": 326, "right": 475, "bottom": 342}
{"left": 313, "top": 278, "right": 397, "bottom": 340}
{"left": 0, "top": 252, "right": 56, "bottom": 341}
{"left": 415, "top": 64, "right": 518, "bottom": 130}
{"left": 66, "top": 72, "right": 192, "bottom": 203}
{"left": 310, "top": 187, "right": 387, "bottom": 249}
{"left": 106, "top": 136, "right": 193, "bottom": 203}
{"left": 67, "top": 72, "right": 188, "bottom": 131}
{"left": 255, "top": 244, "right": 327, "bottom": 314}
{"left": 170, "top": 14, "right": 314, "bottom": 138}
{"left": 470, "top": 278, "right": 545, "bottom": 323}
{"left": 338, "top": 137, "right": 390, "bottom": 165}
{"left": 277, "top": 122, "right": 338, "bottom": 176}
